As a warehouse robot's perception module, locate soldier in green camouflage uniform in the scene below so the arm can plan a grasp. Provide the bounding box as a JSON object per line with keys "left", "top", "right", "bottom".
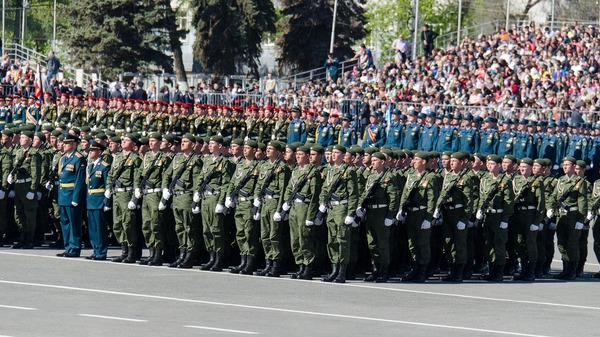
{"left": 0, "top": 129, "right": 13, "bottom": 245}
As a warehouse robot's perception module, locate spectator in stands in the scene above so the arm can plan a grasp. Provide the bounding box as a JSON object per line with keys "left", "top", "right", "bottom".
{"left": 391, "top": 33, "right": 410, "bottom": 65}
{"left": 172, "top": 84, "right": 183, "bottom": 102}
{"left": 148, "top": 81, "right": 157, "bottom": 101}
{"left": 264, "top": 72, "right": 276, "bottom": 94}
{"left": 45, "top": 50, "right": 60, "bottom": 82}
{"left": 352, "top": 44, "right": 373, "bottom": 71}
{"left": 421, "top": 24, "right": 438, "bottom": 58}
{"left": 324, "top": 53, "right": 340, "bottom": 83}
{"left": 130, "top": 81, "right": 148, "bottom": 100}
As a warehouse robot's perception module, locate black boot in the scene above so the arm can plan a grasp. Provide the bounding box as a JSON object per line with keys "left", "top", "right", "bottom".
{"left": 139, "top": 248, "right": 155, "bottom": 265}
{"left": 463, "top": 263, "right": 473, "bottom": 280}
{"left": 240, "top": 255, "right": 256, "bottom": 275}
{"left": 230, "top": 255, "right": 247, "bottom": 274}
{"left": 169, "top": 249, "right": 186, "bottom": 268}
{"left": 412, "top": 264, "right": 428, "bottom": 283}
{"left": 375, "top": 265, "right": 389, "bottom": 283}
{"left": 178, "top": 250, "right": 195, "bottom": 268}
{"left": 487, "top": 264, "right": 504, "bottom": 282}
{"left": 291, "top": 264, "right": 305, "bottom": 279}
{"left": 149, "top": 248, "right": 163, "bottom": 266}
{"left": 576, "top": 260, "right": 585, "bottom": 278}
{"left": 564, "top": 261, "right": 577, "bottom": 281}
{"left": 442, "top": 264, "right": 464, "bottom": 282}
{"left": 534, "top": 261, "right": 544, "bottom": 278}
{"left": 200, "top": 252, "right": 216, "bottom": 270}
{"left": 122, "top": 246, "right": 137, "bottom": 263}
{"left": 266, "top": 260, "right": 281, "bottom": 277}
{"left": 22, "top": 233, "right": 34, "bottom": 249}
{"left": 299, "top": 263, "right": 314, "bottom": 280}
{"left": 11, "top": 233, "right": 25, "bottom": 249}
{"left": 554, "top": 261, "right": 569, "bottom": 279}
{"left": 111, "top": 246, "right": 129, "bottom": 262}
{"left": 401, "top": 267, "right": 417, "bottom": 282}
{"left": 333, "top": 264, "right": 347, "bottom": 283}
{"left": 364, "top": 262, "right": 380, "bottom": 282}
{"left": 345, "top": 263, "right": 356, "bottom": 280}
{"left": 514, "top": 262, "right": 528, "bottom": 281}
{"left": 522, "top": 262, "right": 536, "bottom": 282}
{"left": 322, "top": 263, "right": 339, "bottom": 282}
{"left": 163, "top": 245, "right": 177, "bottom": 264}
{"left": 209, "top": 253, "right": 224, "bottom": 272}
{"left": 255, "top": 259, "right": 273, "bottom": 276}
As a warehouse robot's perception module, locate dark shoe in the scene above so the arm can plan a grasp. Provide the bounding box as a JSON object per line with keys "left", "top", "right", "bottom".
{"left": 148, "top": 249, "right": 163, "bottom": 266}
{"left": 56, "top": 251, "right": 67, "bottom": 257}
{"left": 554, "top": 261, "right": 569, "bottom": 280}
{"left": 22, "top": 242, "right": 34, "bottom": 249}
{"left": 345, "top": 263, "right": 356, "bottom": 280}
{"left": 364, "top": 262, "right": 380, "bottom": 282}
{"left": 592, "top": 271, "right": 600, "bottom": 278}
{"left": 401, "top": 267, "right": 417, "bottom": 282}
{"left": 139, "top": 247, "right": 155, "bottom": 265}
{"left": 375, "top": 265, "right": 389, "bottom": 283}
{"left": 111, "top": 246, "right": 129, "bottom": 262}
{"left": 63, "top": 252, "right": 80, "bottom": 258}
{"left": 412, "top": 264, "right": 428, "bottom": 283}
{"left": 240, "top": 256, "right": 256, "bottom": 275}
{"left": 534, "top": 262, "right": 544, "bottom": 278}
{"left": 178, "top": 250, "right": 195, "bottom": 269}
{"left": 169, "top": 249, "right": 187, "bottom": 268}
{"left": 122, "top": 247, "right": 137, "bottom": 263}
{"left": 209, "top": 253, "right": 224, "bottom": 272}
{"left": 522, "top": 263, "right": 536, "bottom": 282}
{"left": 322, "top": 263, "right": 339, "bottom": 282}
{"left": 564, "top": 262, "right": 577, "bottom": 281}
{"left": 266, "top": 260, "right": 281, "bottom": 277}
{"left": 442, "top": 264, "right": 464, "bottom": 282}
{"left": 463, "top": 263, "right": 473, "bottom": 280}
{"left": 11, "top": 233, "right": 25, "bottom": 249}
{"left": 333, "top": 264, "right": 347, "bottom": 283}
{"left": 85, "top": 255, "right": 95, "bottom": 260}
{"left": 487, "top": 264, "right": 504, "bottom": 282}
{"left": 255, "top": 259, "right": 273, "bottom": 276}
{"left": 200, "top": 252, "right": 216, "bottom": 271}
{"left": 48, "top": 240, "right": 64, "bottom": 248}
{"left": 290, "top": 264, "right": 305, "bottom": 279}
{"left": 92, "top": 256, "right": 107, "bottom": 261}
{"left": 299, "top": 263, "right": 314, "bottom": 280}
{"left": 230, "top": 255, "right": 247, "bottom": 274}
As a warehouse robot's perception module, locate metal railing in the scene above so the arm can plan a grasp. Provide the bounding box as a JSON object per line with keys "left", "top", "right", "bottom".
{"left": 279, "top": 59, "right": 359, "bottom": 89}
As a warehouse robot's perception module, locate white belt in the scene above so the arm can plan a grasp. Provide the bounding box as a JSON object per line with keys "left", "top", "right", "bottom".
{"left": 239, "top": 196, "right": 254, "bottom": 202}
{"left": 559, "top": 206, "right": 579, "bottom": 213}
{"left": 144, "top": 188, "right": 161, "bottom": 193}
{"left": 173, "top": 190, "right": 191, "bottom": 195}
{"left": 408, "top": 206, "right": 427, "bottom": 211}
{"left": 294, "top": 198, "right": 307, "bottom": 203}
{"left": 367, "top": 204, "right": 387, "bottom": 209}
{"left": 16, "top": 178, "right": 32, "bottom": 184}
{"left": 114, "top": 187, "right": 133, "bottom": 192}
{"left": 264, "top": 195, "right": 280, "bottom": 199}
{"left": 203, "top": 190, "right": 221, "bottom": 197}
{"left": 331, "top": 200, "right": 348, "bottom": 206}
{"left": 486, "top": 209, "right": 504, "bottom": 214}
{"left": 447, "top": 204, "right": 464, "bottom": 210}
{"left": 516, "top": 205, "right": 536, "bottom": 211}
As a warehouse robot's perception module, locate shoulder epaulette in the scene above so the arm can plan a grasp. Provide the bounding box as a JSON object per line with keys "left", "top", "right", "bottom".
{"left": 101, "top": 161, "right": 109, "bottom": 166}
{"left": 75, "top": 152, "right": 83, "bottom": 158}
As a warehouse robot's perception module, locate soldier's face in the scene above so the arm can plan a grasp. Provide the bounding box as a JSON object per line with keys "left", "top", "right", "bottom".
{"left": 519, "top": 163, "right": 532, "bottom": 176}
{"left": 63, "top": 141, "right": 76, "bottom": 153}
{"left": 412, "top": 157, "right": 426, "bottom": 170}
{"left": 230, "top": 144, "right": 242, "bottom": 157}
{"left": 574, "top": 165, "right": 585, "bottom": 177}
{"left": 441, "top": 155, "right": 450, "bottom": 168}
{"left": 181, "top": 139, "right": 193, "bottom": 151}
{"left": 371, "top": 157, "right": 384, "bottom": 170}
{"left": 121, "top": 137, "right": 134, "bottom": 151}
{"left": 362, "top": 154, "right": 371, "bottom": 166}
{"left": 310, "top": 151, "right": 322, "bottom": 165}
{"left": 486, "top": 161, "right": 500, "bottom": 173}
{"left": 32, "top": 136, "right": 43, "bottom": 148}
{"left": 331, "top": 149, "right": 344, "bottom": 163}
{"left": 266, "top": 146, "right": 278, "bottom": 160}
{"left": 284, "top": 148, "right": 294, "bottom": 161}
{"left": 296, "top": 151, "right": 308, "bottom": 165}
{"left": 109, "top": 142, "right": 120, "bottom": 153}
{"left": 209, "top": 141, "right": 222, "bottom": 154}
{"left": 450, "top": 158, "right": 463, "bottom": 172}
{"left": 149, "top": 138, "right": 160, "bottom": 151}
{"left": 20, "top": 135, "right": 32, "bottom": 147}
{"left": 243, "top": 145, "right": 255, "bottom": 159}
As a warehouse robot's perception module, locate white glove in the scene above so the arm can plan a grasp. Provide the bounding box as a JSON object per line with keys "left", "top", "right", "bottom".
{"left": 192, "top": 206, "right": 200, "bottom": 214}
{"left": 476, "top": 209, "right": 484, "bottom": 220}
{"left": 103, "top": 206, "right": 111, "bottom": 212}
{"left": 37, "top": 192, "right": 42, "bottom": 200}
{"left": 126, "top": 127, "right": 131, "bottom": 133}
{"left": 549, "top": 222, "right": 557, "bottom": 230}
{"left": 553, "top": 165, "right": 559, "bottom": 170}
{"left": 282, "top": 202, "right": 291, "bottom": 211}
{"left": 457, "top": 221, "right": 466, "bottom": 230}
{"left": 468, "top": 221, "right": 474, "bottom": 228}
{"left": 7, "top": 174, "right": 14, "bottom": 185}
{"left": 500, "top": 221, "right": 508, "bottom": 229}
{"left": 597, "top": 208, "right": 600, "bottom": 216}
{"left": 0, "top": 189, "right": 5, "bottom": 199}
{"left": 421, "top": 220, "right": 431, "bottom": 230}
{"left": 315, "top": 217, "right": 323, "bottom": 226}
{"left": 104, "top": 189, "right": 112, "bottom": 199}
{"left": 244, "top": 136, "right": 249, "bottom": 141}
{"left": 54, "top": 121, "right": 59, "bottom": 127}
{"left": 193, "top": 192, "right": 201, "bottom": 203}
{"left": 162, "top": 188, "right": 171, "bottom": 200}
{"left": 158, "top": 201, "right": 167, "bottom": 211}
{"left": 253, "top": 212, "right": 261, "bottom": 221}
{"left": 26, "top": 192, "right": 34, "bottom": 200}
{"left": 344, "top": 216, "right": 355, "bottom": 225}
{"left": 271, "top": 134, "right": 276, "bottom": 140}
{"left": 109, "top": 125, "right": 115, "bottom": 131}
{"left": 396, "top": 211, "right": 406, "bottom": 222}
{"left": 530, "top": 224, "right": 539, "bottom": 231}
{"left": 587, "top": 211, "right": 594, "bottom": 221}
{"left": 126, "top": 201, "right": 135, "bottom": 210}
{"left": 319, "top": 204, "right": 327, "bottom": 213}
{"left": 546, "top": 209, "right": 554, "bottom": 219}
{"left": 8, "top": 190, "right": 14, "bottom": 198}
{"left": 433, "top": 208, "right": 441, "bottom": 219}
{"left": 305, "top": 220, "right": 314, "bottom": 226}
{"left": 356, "top": 207, "right": 364, "bottom": 218}
{"left": 575, "top": 222, "right": 584, "bottom": 230}
{"left": 134, "top": 188, "right": 142, "bottom": 199}
{"left": 538, "top": 223, "right": 544, "bottom": 231}
{"left": 273, "top": 212, "right": 282, "bottom": 221}
{"left": 38, "top": 119, "right": 43, "bottom": 126}
{"left": 215, "top": 204, "right": 224, "bottom": 214}
{"left": 253, "top": 198, "right": 261, "bottom": 208}
{"left": 67, "top": 122, "right": 72, "bottom": 128}
{"left": 70, "top": 201, "right": 77, "bottom": 207}
{"left": 91, "top": 125, "right": 97, "bottom": 131}
{"left": 351, "top": 221, "right": 359, "bottom": 228}
{"left": 45, "top": 181, "right": 53, "bottom": 190}
{"left": 225, "top": 197, "right": 235, "bottom": 208}
{"left": 384, "top": 218, "right": 394, "bottom": 227}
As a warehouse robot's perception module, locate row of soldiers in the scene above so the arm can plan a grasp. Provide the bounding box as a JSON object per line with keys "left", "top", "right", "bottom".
{"left": 1, "top": 122, "right": 599, "bottom": 283}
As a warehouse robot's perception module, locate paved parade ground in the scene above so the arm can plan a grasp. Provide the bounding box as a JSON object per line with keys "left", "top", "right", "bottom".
{"left": 1, "top": 247, "right": 599, "bottom": 337}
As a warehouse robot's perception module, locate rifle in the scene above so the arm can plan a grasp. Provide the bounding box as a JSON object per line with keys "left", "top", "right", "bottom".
{"left": 159, "top": 152, "right": 196, "bottom": 206}
{"left": 94, "top": 109, "right": 108, "bottom": 129}
{"left": 473, "top": 172, "right": 515, "bottom": 228}
{"left": 585, "top": 196, "right": 600, "bottom": 229}
{"left": 128, "top": 111, "right": 144, "bottom": 131}
{"left": 44, "top": 160, "right": 59, "bottom": 197}
{"left": 314, "top": 164, "right": 350, "bottom": 224}
{"left": 103, "top": 152, "right": 134, "bottom": 206}
{"left": 278, "top": 165, "right": 315, "bottom": 219}
{"left": 143, "top": 113, "right": 158, "bottom": 133}
{"left": 130, "top": 152, "right": 163, "bottom": 208}
{"left": 224, "top": 160, "right": 260, "bottom": 216}
{"left": 513, "top": 174, "right": 542, "bottom": 206}
{"left": 251, "top": 158, "right": 282, "bottom": 217}
{"left": 356, "top": 167, "right": 390, "bottom": 220}
{"left": 432, "top": 168, "right": 470, "bottom": 226}
{"left": 7, "top": 147, "right": 31, "bottom": 192}
{"left": 542, "top": 176, "right": 584, "bottom": 226}
{"left": 67, "top": 107, "right": 80, "bottom": 126}
{"left": 398, "top": 170, "right": 428, "bottom": 222}
{"left": 190, "top": 157, "right": 222, "bottom": 210}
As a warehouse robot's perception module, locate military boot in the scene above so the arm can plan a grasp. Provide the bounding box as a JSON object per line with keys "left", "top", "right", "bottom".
{"left": 111, "top": 245, "right": 129, "bottom": 262}
{"left": 322, "top": 263, "right": 339, "bottom": 282}
{"left": 230, "top": 255, "right": 247, "bottom": 274}
{"left": 149, "top": 248, "right": 163, "bottom": 266}
{"left": 412, "top": 264, "right": 428, "bottom": 283}
{"left": 345, "top": 263, "right": 356, "bottom": 280}
{"left": 333, "top": 264, "right": 347, "bottom": 283}
{"left": 178, "top": 250, "right": 195, "bottom": 269}
{"left": 442, "top": 264, "right": 464, "bottom": 282}
{"left": 534, "top": 261, "right": 544, "bottom": 278}
{"left": 401, "top": 267, "right": 417, "bottom": 282}
{"left": 209, "top": 253, "right": 224, "bottom": 272}
{"left": 240, "top": 255, "right": 256, "bottom": 275}
{"left": 564, "top": 262, "right": 577, "bottom": 281}
{"left": 513, "top": 262, "right": 528, "bottom": 281}
{"left": 375, "top": 265, "right": 389, "bottom": 283}
{"left": 139, "top": 248, "right": 155, "bottom": 265}
{"left": 255, "top": 259, "right": 273, "bottom": 276}
{"left": 462, "top": 262, "right": 473, "bottom": 280}
{"left": 522, "top": 262, "right": 536, "bottom": 282}
{"left": 487, "top": 264, "right": 504, "bottom": 282}
{"left": 22, "top": 233, "right": 34, "bottom": 249}
{"left": 290, "top": 264, "right": 305, "bottom": 279}
{"left": 266, "top": 260, "right": 282, "bottom": 277}
{"left": 169, "top": 249, "right": 186, "bottom": 268}
{"left": 364, "top": 262, "right": 380, "bottom": 282}
{"left": 200, "top": 252, "right": 216, "bottom": 270}
{"left": 11, "top": 232, "right": 25, "bottom": 249}
{"left": 553, "top": 261, "right": 569, "bottom": 279}
{"left": 576, "top": 260, "right": 585, "bottom": 278}
{"left": 299, "top": 263, "right": 314, "bottom": 280}
{"left": 122, "top": 246, "right": 137, "bottom": 263}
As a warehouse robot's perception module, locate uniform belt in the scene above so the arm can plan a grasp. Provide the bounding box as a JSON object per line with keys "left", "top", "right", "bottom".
{"left": 114, "top": 187, "right": 133, "bottom": 192}
{"left": 330, "top": 200, "right": 348, "bottom": 206}
{"left": 408, "top": 206, "right": 427, "bottom": 211}
{"left": 173, "top": 190, "right": 191, "bottom": 195}
{"left": 264, "top": 194, "right": 280, "bottom": 199}
{"left": 559, "top": 206, "right": 579, "bottom": 213}
{"left": 60, "top": 183, "right": 75, "bottom": 188}
{"left": 367, "top": 204, "right": 387, "bottom": 209}
{"left": 486, "top": 209, "right": 504, "bottom": 214}
{"left": 516, "top": 205, "right": 536, "bottom": 211}
{"left": 144, "top": 188, "right": 161, "bottom": 193}
{"left": 202, "top": 190, "right": 220, "bottom": 197}
{"left": 16, "top": 178, "right": 32, "bottom": 184}
{"left": 88, "top": 188, "right": 105, "bottom": 194}
{"left": 294, "top": 198, "right": 307, "bottom": 203}
{"left": 447, "top": 204, "right": 464, "bottom": 210}
{"left": 239, "top": 196, "right": 254, "bottom": 202}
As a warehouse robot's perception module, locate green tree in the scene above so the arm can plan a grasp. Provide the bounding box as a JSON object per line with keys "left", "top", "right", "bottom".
{"left": 277, "top": 0, "right": 368, "bottom": 72}
{"left": 191, "top": 0, "right": 276, "bottom": 76}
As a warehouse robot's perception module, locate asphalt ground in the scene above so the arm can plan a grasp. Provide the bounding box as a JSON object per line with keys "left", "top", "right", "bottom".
{"left": 1, "top": 244, "right": 599, "bottom": 337}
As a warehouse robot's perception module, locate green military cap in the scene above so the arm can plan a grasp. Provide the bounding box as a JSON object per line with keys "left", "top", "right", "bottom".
{"left": 196, "top": 137, "right": 204, "bottom": 145}
{"left": 223, "top": 138, "right": 231, "bottom": 147}
{"left": 451, "top": 152, "right": 467, "bottom": 160}
{"left": 504, "top": 155, "right": 518, "bottom": 163}
{"left": 310, "top": 144, "right": 324, "bottom": 154}
{"left": 244, "top": 139, "right": 258, "bottom": 149}
{"left": 71, "top": 127, "right": 81, "bottom": 135}
{"left": 350, "top": 146, "right": 364, "bottom": 155}
{"left": 57, "top": 135, "right": 64, "bottom": 141}
{"left": 148, "top": 132, "right": 162, "bottom": 140}
{"left": 542, "top": 158, "right": 553, "bottom": 167}
{"left": 292, "top": 141, "right": 304, "bottom": 149}
{"left": 520, "top": 157, "right": 533, "bottom": 166}
{"left": 22, "top": 130, "right": 34, "bottom": 139}
{"left": 110, "top": 136, "right": 121, "bottom": 143}
{"left": 21, "top": 124, "right": 35, "bottom": 132}
{"left": 258, "top": 142, "right": 267, "bottom": 152}
{"left": 364, "top": 147, "right": 378, "bottom": 155}
{"left": 183, "top": 133, "right": 196, "bottom": 142}
{"left": 576, "top": 160, "right": 586, "bottom": 168}
{"left": 533, "top": 158, "right": 545, "bottom": 166}
{"left": 458, "top": 150, "right": 470, "bottom": 158}
{"left": 124, "top": 132, "right": 138, "bottom": 142}
{"left": 372, "top": 152, "right": 386, "bottom": 160}
{"left": 474, "top": 153, "right": 486, "bottom": 162}
{"left": 487, "top": 154, "right": 501, "bottom": 163}
{"left": 35, "top": 132, "right": 46, "bottom": 142}
{"left": 2, "top": 129, "right": 13, "bottom": 137}
{"left": 42, "top": 125, "right": 54, "bottom": 132}
{"left": 333, "top": 144, "right": 346, "bottom": 153}
{"left": 83, "top": 134, "right": 92, "bottom": 141}
{"left": 404, "top": 150, "right": 414, "bottom": 158}
{"left": 380, "top": 148, "right": 393, "bottom": 158}
{"left": 50, "top": 130, "right": 62, "bottom": 137}
{"left": 396, "top": 150, "right": 406, "bottom": 159}
{"left": 442, "top": 151, "right": 453, "bottom": 157}
{"left": 231, "top": 138, "right": 244, "bottom": 146}
{"left": 163, "top": 134, "right": 175, "bottom": 144}
{"left": 428, "top": 151, "right": 440, "bottom": 159}
{"left": 6, "top": 123, "right": 15, "bottom": 129}
{"left": 380, "top": 146, "right": 392, "bottom": 151}
{"left": 202, "top": 136, "right": 210, "bottom": 144}
{"left": 210, "top": 135, "right": 224, "bottom": 144}
{"left": 139, "top": 137, "right": 149, "bottom": 145}
{"left": 81, "top": 126, "right": 91, "bottom": 132}
{"left": 286, "top": 143, "right": 298, "bottom": 152}
{"left": 347, "top": 147, "right": 357, "bottom": 156}
{"left": 106, "top": 131, "right": 117, "bottom": 137}
{"left": 563, "top": 156, "right": 576, "bottom": 164}
{"left": 268, "top": 140, "right": 284, "bottom": 152}
{"left": 94, "top": 132, "right": 107, "bottom": 140}
{"left": 297, "top": 145, "right": 311, "bottom": 154}
{"left": 415, "top": 151, "right": 429, "bottom": 160}
{"left": 11, "top": 127, "right": 21, "bottom": 134}
{"left": 173, "top": 136, "right": 181, "bottom": 145}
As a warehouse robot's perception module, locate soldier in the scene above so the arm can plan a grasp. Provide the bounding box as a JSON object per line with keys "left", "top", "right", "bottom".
{"left": 457, "top": 115, "right": 480, "bottom": 153}
{"left": 436, "top": 114, "right": 458, "bottom": 152}
{"left": 85, "top": 140, "right": 110, "bottom": 260}
{"left": 0, "top": 129, "right": 13, "bottom": 245}
{"left": 384, "top": 109, "right": 403, "bottom": 148}
{"left": 194, "top": 135, "right": 234, "bottom": 271}
{"left": 7, "top": 130, "right": 42, "bottom": 249}
{"left": 287, "top": 106, "right": 306, "bottom": 144}
{"left": 362, "top": 112, "right": 385, "bottom": 148}
{"left": 418, "top": 112, "right": 439, "bottom": 151}
{"left": 105, "top": 133, "right": 142, "bottom": 263}
{"left": 589, "top": 165, "right": 600, "bottom": 278}
{"left": 315, "top": 111, "right": 335, "bottom": 147}
{"left": 338, "top": 114, "right": 357, "bottom": 147}
{"left": 0, "top": 97, "right": 10, "bottom": 130}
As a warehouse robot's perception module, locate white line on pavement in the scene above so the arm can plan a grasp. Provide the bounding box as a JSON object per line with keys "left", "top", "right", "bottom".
{"left": 78, "top": 314, "right": 148, "bottom": 322}
{"left": 0, "top": 304, "right": 37, "bottom": 310}
{"left": 183, "top": 325, "right": 259, "bottom": 335}
{"left": 0, "top": 280, "right": 558, "bottom": 337}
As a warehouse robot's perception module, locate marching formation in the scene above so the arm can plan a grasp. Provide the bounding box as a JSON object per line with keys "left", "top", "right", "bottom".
{"left": 1, "top": 93, "right": 600, "bottom": 284}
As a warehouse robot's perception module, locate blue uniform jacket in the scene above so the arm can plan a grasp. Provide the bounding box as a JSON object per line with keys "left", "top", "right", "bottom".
{"left": 58, "top": 151, "right": 86, "bottom": 207}
{"left": 86, "top": 159, "right": 110, "bottom": 210}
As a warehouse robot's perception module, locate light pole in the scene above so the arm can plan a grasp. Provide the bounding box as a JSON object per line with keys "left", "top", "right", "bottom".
{"left": 329, "top": 0, "right": 338, "bottom": 54}
{"left": 412, "top": 0, "right": 419, "bottom": 60}
{"left": 457, "top": 0, "right": 463, "bottom": 45}
{"left": 2, "top": 0, "right": 5, "bottom": 51}
{"left": 505, "top": 0, "right": 510, "bottom": 31}
{"left": 53, "top": 0, "right": 56, "bottom": 47}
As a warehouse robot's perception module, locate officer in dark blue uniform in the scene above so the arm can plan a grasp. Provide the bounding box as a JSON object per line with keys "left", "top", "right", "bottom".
{"left": 513, "top": 119, "right": 536, "bottom": 159}
{"left": 287, "top": 106, "right": 307, "bottom": 144}
{"left": 316, "top": 111, "right": 335, "bottom": 147}
{"left": 85, "top": 140, "right": 111, "bottom": 260}
{"left": 0, "top": 97, "right": 10, "bottom": 131}
{"left": 539, "top": 121, "right": 558, "bottom": 167}
{"left": 419, "top": 112, "right": 439, "bottom": 151}
{"left": 435, "top": 113, "right": 458, "bottom": 152}
{"left": 497, "top": 119, "right": 515, "bottom": 157}
{"left": 338, "top": 114, "right": 357, "bottom": 147}
{"left": 401, "top": 108, "right": 421, "bottom": 150}
{"left": 566, "top": 122, "right": 585, "bottom": 160}
{"left": 362, "top": 112, "right": 386, "bottom": 148}
{"left": 479, "top": 116, "right": 498, "bottom": 155}
{"left": 457, "top": 114, "right": 480, "bottom": 153}
{"left": 56, "top": 134, "right": 87, "bottom": 258}
{"left": 384, "top": 109, "right": 403, "bottom": 148}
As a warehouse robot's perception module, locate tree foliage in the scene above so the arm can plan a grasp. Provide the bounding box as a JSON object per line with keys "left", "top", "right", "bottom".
{"left": 191, "top": 0, "right": 276, "bottom": 76}
{"left": 277, "top": 0, "right": 368, "bottom": 73}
